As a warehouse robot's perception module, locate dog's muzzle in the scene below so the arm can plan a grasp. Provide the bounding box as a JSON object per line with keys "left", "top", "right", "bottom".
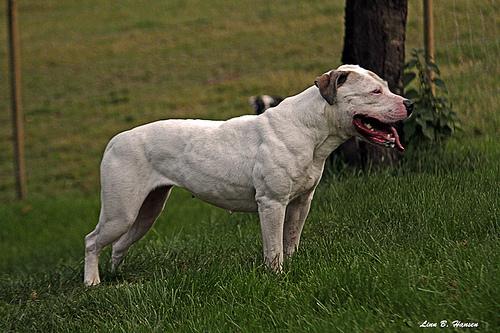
{"left": 352, "top": 115, "right": 405, "bottom": 151}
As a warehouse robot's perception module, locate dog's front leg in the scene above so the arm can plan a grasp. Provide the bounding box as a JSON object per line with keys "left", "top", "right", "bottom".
{"left": 257, "top": 200, "right": 286, "bottom": 273}
{"left": 283, "top": 190, "right": 315, "bottom": 258}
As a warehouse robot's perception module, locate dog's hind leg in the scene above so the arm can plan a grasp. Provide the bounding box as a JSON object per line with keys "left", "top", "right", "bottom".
{"left": 111, "top": 185, "right": 172, "bottom": 271}
{"left": 84, "top": 209, "right": 131, "bottom": 286}
{"left": 84, "top": 166, "right": 149, "bottom": 286}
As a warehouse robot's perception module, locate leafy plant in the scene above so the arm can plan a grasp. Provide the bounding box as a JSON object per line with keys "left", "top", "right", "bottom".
{"left": 403, "top": 49, "right": 460, "bottom": 148}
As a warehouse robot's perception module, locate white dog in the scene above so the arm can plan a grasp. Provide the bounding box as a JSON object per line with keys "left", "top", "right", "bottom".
{"left": 84, "top": 65, "right": 413, "bottom": 286}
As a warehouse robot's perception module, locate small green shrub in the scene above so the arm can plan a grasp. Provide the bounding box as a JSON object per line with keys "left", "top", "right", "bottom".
{"left": 403, "top": 49, "right": 460, "bottom": 148}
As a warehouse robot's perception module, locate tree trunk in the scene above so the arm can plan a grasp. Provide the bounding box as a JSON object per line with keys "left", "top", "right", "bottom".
{"left": 336, "top": 0, "right": 408, "bottom": 168}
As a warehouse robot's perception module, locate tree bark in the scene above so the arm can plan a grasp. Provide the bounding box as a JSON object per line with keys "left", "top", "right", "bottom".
{"left": 336, "top": 0, "right": 408, "bottom": 168}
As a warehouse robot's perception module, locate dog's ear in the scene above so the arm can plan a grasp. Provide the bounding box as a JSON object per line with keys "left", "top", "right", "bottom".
{"left": 314, "top": 71, "right": 350, "bottom": 105}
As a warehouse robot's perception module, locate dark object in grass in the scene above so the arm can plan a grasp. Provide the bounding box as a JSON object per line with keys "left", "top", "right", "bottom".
{"left": 248, "top": 95, "right": 284, "bottom": 115}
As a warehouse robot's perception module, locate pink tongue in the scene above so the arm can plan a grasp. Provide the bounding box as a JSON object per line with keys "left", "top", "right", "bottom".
{"left": 391, "top": 126, "right": 404, "bottom": 151}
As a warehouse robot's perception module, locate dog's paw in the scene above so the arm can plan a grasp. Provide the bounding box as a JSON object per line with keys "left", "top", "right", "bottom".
{"left": 84, "top": 274, "right": 101, "bottom": 287}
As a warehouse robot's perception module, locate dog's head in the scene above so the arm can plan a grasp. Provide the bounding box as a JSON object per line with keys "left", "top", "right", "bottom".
{"left": 315, "top": 64, "right": 413, "bottom": 151}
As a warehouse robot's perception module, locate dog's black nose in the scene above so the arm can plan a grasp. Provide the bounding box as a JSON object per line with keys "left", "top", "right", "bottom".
{"left": 403, "top": 99, "right": 414, "bottom": 116}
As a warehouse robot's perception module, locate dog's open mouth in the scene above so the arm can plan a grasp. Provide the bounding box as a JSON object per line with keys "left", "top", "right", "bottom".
{"left": 352, "top": 115, "right": 404, "bottom": 151}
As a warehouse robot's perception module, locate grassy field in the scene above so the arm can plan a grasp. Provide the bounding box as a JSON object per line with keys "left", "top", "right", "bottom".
{"left": 0, "top": 0, "right": 499, "bottom": 332}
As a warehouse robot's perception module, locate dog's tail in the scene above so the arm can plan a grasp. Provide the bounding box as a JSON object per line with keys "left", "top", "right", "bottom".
{"left": 248, "top": 95, "right": 284, "bottom": 115}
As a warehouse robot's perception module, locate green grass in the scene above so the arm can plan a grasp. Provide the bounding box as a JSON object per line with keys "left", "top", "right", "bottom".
{"left": 0, "top": 0, "right": 499, "bottom": 331}
{"left": 1, "top": 139, "right": 498, "bottom": 332}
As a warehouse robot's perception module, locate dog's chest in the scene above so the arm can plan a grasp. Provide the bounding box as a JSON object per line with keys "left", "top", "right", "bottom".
{"left": 289, "top": 165, "right": 323, "bottom": 199}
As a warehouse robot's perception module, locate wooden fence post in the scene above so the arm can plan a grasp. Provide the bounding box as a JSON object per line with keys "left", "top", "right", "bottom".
{"left": 7, "top": 0, "right": 27, "bottom": 200}
{"left": 423, "top": 0, "right": 435, "bottom": 94}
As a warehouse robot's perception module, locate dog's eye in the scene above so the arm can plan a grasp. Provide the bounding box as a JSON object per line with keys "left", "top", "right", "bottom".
{"left": 371, "top": 88, "right": 382, "bottom": 94}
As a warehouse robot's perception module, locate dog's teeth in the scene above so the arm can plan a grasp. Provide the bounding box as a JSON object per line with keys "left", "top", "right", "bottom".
{"left": 366, "top": 123, "right": 372, "bottom": 129}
